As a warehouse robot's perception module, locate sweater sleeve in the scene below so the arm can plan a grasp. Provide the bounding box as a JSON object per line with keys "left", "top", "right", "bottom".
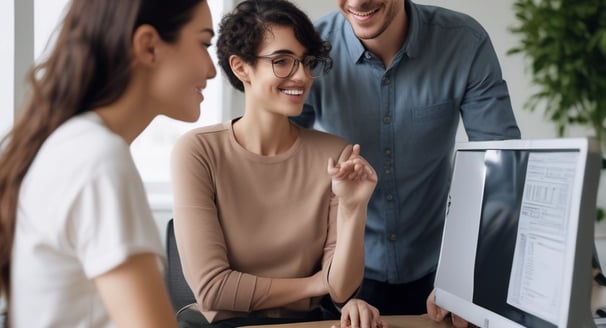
{"left": 170, "top": 132, "right": 273, "bottom": 317}
{"left": 321, "top": 193, "right": 338, "bottom": 298}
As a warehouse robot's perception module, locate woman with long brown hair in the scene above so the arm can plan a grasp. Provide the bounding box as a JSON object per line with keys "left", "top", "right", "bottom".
{"left": 0, "top": 0, "right": 216, "bottom": 327}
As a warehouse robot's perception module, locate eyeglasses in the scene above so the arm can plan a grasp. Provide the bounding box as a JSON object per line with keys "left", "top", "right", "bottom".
{"left": 256, "top": 54, "right": 329, "bottom": 79}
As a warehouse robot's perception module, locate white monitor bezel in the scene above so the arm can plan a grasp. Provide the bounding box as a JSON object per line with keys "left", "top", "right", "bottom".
{"left": 434, "top": 138, "right": 600, "bottom": 328}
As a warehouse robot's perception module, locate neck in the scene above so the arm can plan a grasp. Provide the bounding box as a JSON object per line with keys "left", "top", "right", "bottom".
{"left": 233, "top": 113, "right": 298, "bottom": 156}
{"left": 93, "top": 83, "right": 155, "bottom": 145}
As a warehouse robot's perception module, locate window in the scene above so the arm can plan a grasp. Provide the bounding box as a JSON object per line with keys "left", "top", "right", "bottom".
{"left": 32, "top": 0, "right": 229, "bottom": 211}
{"left": 0, "top": 0, "right": 14, "bottom": 137}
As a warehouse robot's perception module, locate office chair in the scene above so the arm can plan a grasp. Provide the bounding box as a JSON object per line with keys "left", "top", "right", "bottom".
{"left": 165, "top": 218, "right": 196, "bottom": 312}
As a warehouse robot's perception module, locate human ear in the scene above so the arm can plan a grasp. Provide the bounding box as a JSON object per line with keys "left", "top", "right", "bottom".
{"left": 229, "top": 55, "right": 251, "bottom": 84}
{"left": 131, "top": 24, "right": 160, "bottom": 66}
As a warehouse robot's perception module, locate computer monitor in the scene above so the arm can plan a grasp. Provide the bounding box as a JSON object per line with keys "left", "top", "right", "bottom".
{"left": 434, "top": 138, "right": 602, "bottom": 328}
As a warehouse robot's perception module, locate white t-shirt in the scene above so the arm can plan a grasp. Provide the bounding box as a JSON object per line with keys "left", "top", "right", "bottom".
{"left": 10, "top": 111, "right": 164, "bottom": 328}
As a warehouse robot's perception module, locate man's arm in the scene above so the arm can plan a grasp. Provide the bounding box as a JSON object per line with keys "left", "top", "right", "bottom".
{"left": 461, "top": 33, "right": 521, "bottom": 141}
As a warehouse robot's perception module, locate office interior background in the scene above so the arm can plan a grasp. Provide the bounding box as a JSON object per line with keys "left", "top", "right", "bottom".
{"left": 1, "top": 0, "right": 605, "bottom": 261}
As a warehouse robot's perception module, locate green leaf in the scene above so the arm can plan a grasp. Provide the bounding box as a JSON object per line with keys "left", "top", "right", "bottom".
{"left": 508, "top": 0, "right": 606, "bottom": 143}
{"left": 599, "top": 30, "right": 606, "bottom": 55}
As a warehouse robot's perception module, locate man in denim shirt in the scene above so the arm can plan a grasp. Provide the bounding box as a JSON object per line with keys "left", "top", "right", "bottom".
{"left": 292, "top": 0, "right": 521, "bottom": 318}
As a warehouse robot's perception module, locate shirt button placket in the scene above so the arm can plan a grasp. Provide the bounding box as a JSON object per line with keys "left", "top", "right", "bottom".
{"left": 384, "top": 148, "right": 392, "bottom": 175}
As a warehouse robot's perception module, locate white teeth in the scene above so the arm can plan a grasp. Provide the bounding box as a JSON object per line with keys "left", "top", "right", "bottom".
{"left": 350, "top": 8, "right": 379, "bottom": 17}
{"left": 281, "top": 89, "right": 303, "bottom": 96}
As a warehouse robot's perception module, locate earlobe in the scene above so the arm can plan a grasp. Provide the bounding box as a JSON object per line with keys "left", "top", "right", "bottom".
{"left": 132, "top": 24, "right": 159, "bottom": 65}
{"left": 229, "top": 55, "right": 250, "bottom": 84}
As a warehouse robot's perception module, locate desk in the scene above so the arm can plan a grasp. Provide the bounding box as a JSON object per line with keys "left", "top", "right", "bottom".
{"left": 237, "top": 285, "right": 604, "bottom": 328}
{"left": 240, "top": 315, "right": 453, "bottom": 327}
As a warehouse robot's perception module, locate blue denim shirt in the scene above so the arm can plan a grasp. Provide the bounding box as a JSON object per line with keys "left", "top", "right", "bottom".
{"left": 292, "top": 0, "right": 521, "bottom": 284}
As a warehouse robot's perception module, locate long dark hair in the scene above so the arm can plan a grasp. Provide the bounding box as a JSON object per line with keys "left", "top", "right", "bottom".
{"left": 0, "top": 0, "right": 205, "bottom": 298}
{"left": 216, "top": 0, "right": 332, "bottom": 92}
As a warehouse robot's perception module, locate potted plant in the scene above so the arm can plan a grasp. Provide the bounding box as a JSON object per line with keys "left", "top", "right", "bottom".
{"left": 508, "top": 0, "right": 606, "bottom": 221}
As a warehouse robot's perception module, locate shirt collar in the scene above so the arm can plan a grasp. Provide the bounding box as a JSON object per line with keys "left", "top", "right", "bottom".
{"left": 342, "top": 17, "right": 367, "bottom": 64}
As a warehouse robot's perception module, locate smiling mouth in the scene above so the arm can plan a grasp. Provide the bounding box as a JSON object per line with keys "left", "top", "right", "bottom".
{"left": 280, "top": 88, "right": 304, "bottom": 96}
{"left": 349, "top": 7, "right": 380, "bottom": 17}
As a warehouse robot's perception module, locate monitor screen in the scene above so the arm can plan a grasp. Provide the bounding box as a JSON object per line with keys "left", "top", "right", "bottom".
{"left": 434, "top": 138, "right": 602, "bottom": 328}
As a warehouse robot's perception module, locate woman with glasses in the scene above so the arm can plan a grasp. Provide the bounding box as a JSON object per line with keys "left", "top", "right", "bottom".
{"left": 171, "top": 1, "right": 385, "bottom": 327}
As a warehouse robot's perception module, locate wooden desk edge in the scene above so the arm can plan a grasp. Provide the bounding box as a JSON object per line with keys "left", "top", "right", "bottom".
{"left": 239, "top": 315, "right": 454, "bottom": 327}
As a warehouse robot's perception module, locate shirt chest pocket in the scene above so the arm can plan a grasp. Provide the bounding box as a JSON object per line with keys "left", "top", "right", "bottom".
{"left": 410, "top": 101, "right": 459, "bottom": 146}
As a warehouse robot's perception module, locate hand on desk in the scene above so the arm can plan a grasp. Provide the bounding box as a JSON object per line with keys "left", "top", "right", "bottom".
{"left": 331, "top": 298, "right": 387, "bottom": 328}
{"left": 426, "top": 289, "right": 469, "bottom": 328}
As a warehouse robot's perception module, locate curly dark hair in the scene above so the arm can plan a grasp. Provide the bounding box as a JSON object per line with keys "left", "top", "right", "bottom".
{"left": 216, "top": 0, "right": 332, "bottom": 92}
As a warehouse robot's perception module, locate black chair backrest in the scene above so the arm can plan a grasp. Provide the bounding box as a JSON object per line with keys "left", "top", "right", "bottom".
{"left": 165, "top": 218, "right": 196, "bottom": 312}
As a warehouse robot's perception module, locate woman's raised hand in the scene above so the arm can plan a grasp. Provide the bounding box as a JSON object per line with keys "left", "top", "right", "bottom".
{"left": 328, "top": 144, "right": 377, "bottom": 207}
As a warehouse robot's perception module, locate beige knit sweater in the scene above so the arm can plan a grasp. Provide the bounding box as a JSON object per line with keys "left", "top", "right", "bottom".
{"left": 171, "top": 120, "right": 358, "bottom": 323}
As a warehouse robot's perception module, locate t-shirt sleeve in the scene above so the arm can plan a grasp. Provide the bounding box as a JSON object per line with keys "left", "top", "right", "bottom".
{"left": 68, "top": 151, "right": 164, "bottom": 279}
